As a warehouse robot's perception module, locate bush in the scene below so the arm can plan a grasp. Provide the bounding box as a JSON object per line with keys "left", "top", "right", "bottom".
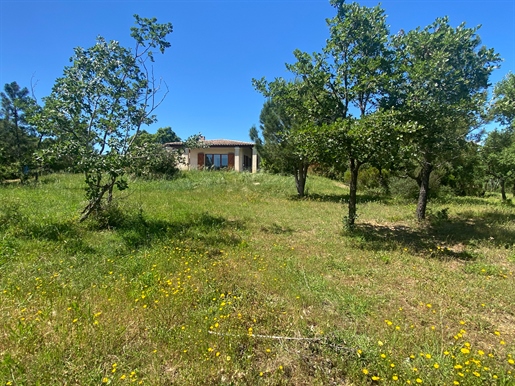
{"left": 389, "top": 176, "right": 420, "bottom": 200}
{"left": 310, "top": 163, "right": 346, "bottom": 181}
{"left": 128, "top": 143, "right": 180, "bottom": 180}
{"left": 342, "top": 166, "right": 389, "bottom": 193}
{"left": 0, "top": 199, "right": 26, "bottom": 230}
{"left": 389, "top": 172, "right": 457, "bottom": 201}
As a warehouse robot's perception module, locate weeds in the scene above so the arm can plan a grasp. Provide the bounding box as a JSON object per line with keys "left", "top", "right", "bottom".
{"left": 0, "top": 172, "right": 513, "bottom": 385}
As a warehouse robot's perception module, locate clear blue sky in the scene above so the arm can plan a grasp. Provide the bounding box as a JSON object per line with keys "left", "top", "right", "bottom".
{"left": 1, "top": 0, "right": 514, "bottom": 142}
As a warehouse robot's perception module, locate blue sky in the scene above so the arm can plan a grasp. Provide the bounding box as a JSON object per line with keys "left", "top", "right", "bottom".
{"left": 1, "top": 0, "right": 514, "bottom": 142}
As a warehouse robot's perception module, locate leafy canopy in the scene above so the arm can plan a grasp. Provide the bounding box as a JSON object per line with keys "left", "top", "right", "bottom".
{"left": 36, "top": 15, "right": 173, "bottom": 220}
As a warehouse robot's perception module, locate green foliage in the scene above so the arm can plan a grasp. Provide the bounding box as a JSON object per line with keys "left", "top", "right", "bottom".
{"left": 389, "top": 171, "right": 460, "bottom": 202}
{"left": 127, "top": 127, "right": 182, "bottom": 179}
{"left": 343, "top": 166, "right": 390, "bottom": 193}
{"left": 481, "top": 128, "right": 515, "bottom": 200}
{"left": 254, "top": 1, "right": 402, "bottom": 224}
{"left": 132, "top": 127, "right": 181, "bottom": 147}
{"left": 0, "top": 82, "right": 40, "bottom": 180}
{"left": 34, "top": 15, "right": 173, "bottom": 220}
{"left": 154, "top": 126, "right": 180, "bottom": 144}
{"left": 391, "top": 17, "right": 501, "bottom": 220}
{"left": 310, "top": 162, "right": 347, "bottom": 181}
{"left": 0, "top": 198, "right": 27, "bottom": 231}
{"left": 128, "top": 142, "right": 180, "bottom": 179}
{"left": 485, "top": 73, "right": 515, "bottom": 200}
{"left": 250, "top": 97, "right": 312, "bottom": 196}
{"left": 439, "top": 141, "right": 485, "bottom": 197}
{"left": 251, "top": 100, "right": 295, "bottom": 174}
{"left": 491, "top": 72, "right": 515, "bottom": 128}
{"left": 389, "top": 176, "right": 421, "bottom": 200}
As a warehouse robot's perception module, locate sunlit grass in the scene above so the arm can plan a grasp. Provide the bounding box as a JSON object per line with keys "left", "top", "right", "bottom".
{"left": 0, "top": 171, "right": 513, "bottom": 384}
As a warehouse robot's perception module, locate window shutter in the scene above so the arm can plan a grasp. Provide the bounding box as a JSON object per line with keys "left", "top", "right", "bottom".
{"left": 198, "top": 152, "right": 204, "bottom": 168}
{"left": 228, "top": 153, "right": 234, "bottom": 169}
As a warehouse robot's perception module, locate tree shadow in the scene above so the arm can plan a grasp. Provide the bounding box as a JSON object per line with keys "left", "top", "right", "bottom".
{"left": 260, "top": 222, "right": 294, "bottom": 235}
{"left": 291, "top": 193, "right": 390, "bottom": 205}
{"left": 349, "top": 210, "right": 515, "bottom": 260}
{"left": 435, "top": 196, "right": 498, "bottom": 206}
{"left": 114, "top": 211, "right": 246, "bottom": 250}
{"left": 19, "top": 211, "right": 246, "bottom": 254}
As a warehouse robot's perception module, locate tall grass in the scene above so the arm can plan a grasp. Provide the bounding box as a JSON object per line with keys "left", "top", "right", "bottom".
{"left": 0, "top": 171, "right": 513, "bottom": 385}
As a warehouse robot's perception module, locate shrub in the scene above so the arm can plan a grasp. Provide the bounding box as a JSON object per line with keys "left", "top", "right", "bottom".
{"left": 389, "top": 177, "right": 420, "bottom": 200}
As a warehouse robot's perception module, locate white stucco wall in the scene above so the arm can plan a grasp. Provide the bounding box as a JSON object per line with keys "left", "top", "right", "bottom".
{"left": 187, "top": 147, "right": 255, "bottom": 171}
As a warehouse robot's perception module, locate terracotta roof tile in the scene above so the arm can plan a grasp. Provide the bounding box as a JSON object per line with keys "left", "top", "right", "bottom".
{"left": 164, "top": 139, "right": 254, "bottom": 148}
{"left": 202, "top": 139, "right": 254, "bottom": 147}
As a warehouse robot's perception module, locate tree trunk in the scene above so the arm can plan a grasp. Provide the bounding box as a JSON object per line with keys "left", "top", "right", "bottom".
{"left": 80, "top": 184, "right": 110, "bottom": 222}
{"left": 107, "top": 182, "right": 114, "bottom": 203}
{"left": 347, "top": 158, "right": 361, "bottom": 227}
{"left": 13, "top": 110, "right": 22, "bottom": 161}
{"left": 294, "top": 163, "right": 309, "bottom": 197}
{"left": 501, "top": 179, "right": 507, "bottom": 201}
{"left": 416, "top": 158, "right": 433, "bottom": 221}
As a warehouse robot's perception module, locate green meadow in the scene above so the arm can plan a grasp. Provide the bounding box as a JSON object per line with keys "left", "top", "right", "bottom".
{"left": 1, "top": 172, "right": 514, "bottom": 385}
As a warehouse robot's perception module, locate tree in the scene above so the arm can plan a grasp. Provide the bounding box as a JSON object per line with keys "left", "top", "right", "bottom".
{"left": 308, "top": 110, "right": 406, "bottom": 226}
{"left": 250, "top": 94, "right": 313, "bottom": 197}
{"left": 127, "top": 141, "right": 181, "bottom": 179}
{"left": 0, "top": 82, "right": 39, "bottom": 180}
{"left": 256, "top": 0, "right": 398, "bottom": 227}
{"left": 154, "top": 126, "right": 180, "bottom": 144}
{"left": 128, "top": 127, "right": 182, "bottom": 179}
{"left": 487, "top": 72, "right": 515, "bottom": 197}
{"left": 491, "top": 72, "right": 515, "bottom": 128}
{"left": 130, "top": 127, "right": 180, "bottom": 146}
{"left": 36, "top": 15, "right": 173, "bottom": 220}
{"left": 481, "top": 129, "right": 515, "bottom": 200}
{"left": 391, "top": 17, "right": 500, "bottom": 220}
{"left": 439, "top": 140, "right": 485, "bottom": 197}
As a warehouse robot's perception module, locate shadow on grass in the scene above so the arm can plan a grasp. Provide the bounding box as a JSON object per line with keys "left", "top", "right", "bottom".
{"left": 434, "top": 196, "right": 501, "bottom": 207}
{"left": 291, "top": 193, "right": 390, "bottom": 205}
{"left": 260, "top": 222, "right": 294, "bottom": 235}
{"left": 349, "top": 210, "right": 515, "bottom": 260}
{"left": 16, "top": 211, "right": 246, "bottom": 253}
{"left": 116, "top": 211, "right": 246, "bottom": 249}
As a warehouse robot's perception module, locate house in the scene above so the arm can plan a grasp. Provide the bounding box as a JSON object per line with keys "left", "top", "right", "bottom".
{"left": 164, "top": 138, "right": 259, "bottom": 173}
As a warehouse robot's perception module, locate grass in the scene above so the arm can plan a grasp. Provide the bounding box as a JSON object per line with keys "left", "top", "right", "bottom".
{"left": 0, "top": 171, "right": 514, "bottom": 385}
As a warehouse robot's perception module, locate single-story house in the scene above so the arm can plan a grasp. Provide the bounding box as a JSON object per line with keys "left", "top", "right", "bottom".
{"left": 164, "top": 138, "right": 259, "bottom": 173}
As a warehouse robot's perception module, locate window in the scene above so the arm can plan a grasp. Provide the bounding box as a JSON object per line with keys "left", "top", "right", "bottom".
{"left": 205, "top": 154, "right": 228, "bottom": 169}
{"left": 243, "top": 155, "right": 251, "bottom": 170}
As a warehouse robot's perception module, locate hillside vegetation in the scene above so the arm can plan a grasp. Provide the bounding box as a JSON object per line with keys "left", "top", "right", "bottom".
{"left": 1, "top": 172, "right": 514, "bottom": 385}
